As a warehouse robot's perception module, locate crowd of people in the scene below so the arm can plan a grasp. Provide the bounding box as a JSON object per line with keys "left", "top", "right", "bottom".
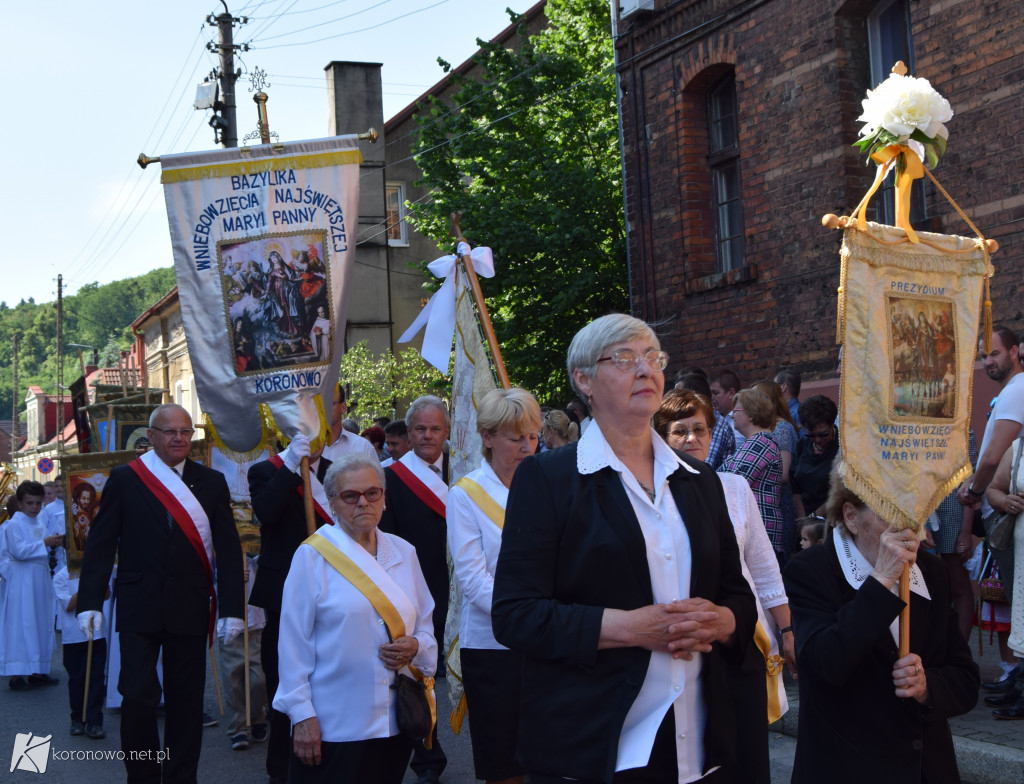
{"left": 6, "top": 316, "right": 1024, "bottom": 784}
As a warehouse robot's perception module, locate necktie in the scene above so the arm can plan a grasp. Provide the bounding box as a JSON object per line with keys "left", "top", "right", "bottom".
{"left": 429, "top": 465, "right": 441, "bottom": 477}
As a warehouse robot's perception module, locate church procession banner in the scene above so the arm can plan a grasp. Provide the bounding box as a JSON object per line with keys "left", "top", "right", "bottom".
{"left": 159, "top": 137, "right": 362, "bottom": 452}
{"left": 836, "top": 221, "right": 991, "bottom": 531}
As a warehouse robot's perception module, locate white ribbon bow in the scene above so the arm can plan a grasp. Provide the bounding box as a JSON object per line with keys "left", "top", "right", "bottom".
{"left": 397, "top": 241, "right": 494, "bottom": 373}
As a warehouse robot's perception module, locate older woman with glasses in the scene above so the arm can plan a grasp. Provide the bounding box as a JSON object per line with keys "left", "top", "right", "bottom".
{"left": 274, "top": 454, "right": 437, "bottom": 784}
{"left": 493, "top": 313, "right": 755, "bottom": 784}
{"left": 655, "top": 389, "right": 796, "bottom": 784}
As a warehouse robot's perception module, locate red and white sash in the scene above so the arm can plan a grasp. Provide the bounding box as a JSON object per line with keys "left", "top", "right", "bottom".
{"left": 129, "top": 450, "right": 216, "bottom": 642}
{"left": 390, "top": 452, "right": 447, "bottom": 517}
{"left": 268, "top": 454, "right": 333, "bottom": 527}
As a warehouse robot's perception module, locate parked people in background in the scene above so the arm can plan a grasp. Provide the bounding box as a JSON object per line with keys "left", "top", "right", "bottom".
{"left": 360, "top": 425, "right": 386, "bottom": 460}
{"left": 797, "top": 518, "right": 825, "bottom": 549}
{"left": 790, "top": 395, "right": 840, "bottom": 521}
{"left": 774, "top": 369, "right": 802, "bottom": 430}
{"left": 322, "top": 383, "right": 377, "bottom": 462}
{"left": 753, "top": 379, "right": 799, "bottom": 557}
{"left": 382, "top": 420, "right": 411, "bottom": 467}
{"left": 721, "top": 389, "right": 786, "bottom": 562}
{"left": 540, "top": 409, "right": 578, "bottom": 450}
{"left": 710, "top": 368, "right": 745, "bottom": 449}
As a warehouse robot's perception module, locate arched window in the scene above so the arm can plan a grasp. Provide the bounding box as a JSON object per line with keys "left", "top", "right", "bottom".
{"left": 707, "top": 75, "right": 745, "bottom": 272}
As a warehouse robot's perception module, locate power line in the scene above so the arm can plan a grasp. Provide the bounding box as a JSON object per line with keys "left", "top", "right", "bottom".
{"left": 253, "top": 0, "right": 396, "bottom": 42}
{"left": 249, "top": 0, "right": 451, "bottom": 48}
{"left": 245, "top": 0, "right": 355, "bottom": 19}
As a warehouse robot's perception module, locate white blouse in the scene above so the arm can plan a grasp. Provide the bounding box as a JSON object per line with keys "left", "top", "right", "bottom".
{"left": 273, "top": 524, "right": 437, "bottom": 742}
{"left": 447, "top": 461, "right": 507, "bottom": 650}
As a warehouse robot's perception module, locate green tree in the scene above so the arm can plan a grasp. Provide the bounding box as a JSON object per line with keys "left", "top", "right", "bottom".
{"left": 410, "top": 0, "right": 628, "bottom": 404}
{"left": 339, "top": 341, "right": 446, "bottom": 423}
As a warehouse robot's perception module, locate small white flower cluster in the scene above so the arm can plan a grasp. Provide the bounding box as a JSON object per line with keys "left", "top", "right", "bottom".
{"left": 855, "top": 73, "right": 953, "bottom": 168}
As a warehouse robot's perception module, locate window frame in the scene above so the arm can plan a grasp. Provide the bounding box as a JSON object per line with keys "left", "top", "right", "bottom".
{"left": 385, "top": 182, "right": 409, "bottom": 246}
{"left": 706, "top": 75, "right": 745, "bottom": 273}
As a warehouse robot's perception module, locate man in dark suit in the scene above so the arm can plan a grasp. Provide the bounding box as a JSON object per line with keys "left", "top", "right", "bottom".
{"left": 247, "top": 433, "right": 332, "bottom": 784}
{"left": 378, "top": 395, "right": 450, "bottom": 784}
{"left": 78, "top": 403, "right": 244, "bottom": 784}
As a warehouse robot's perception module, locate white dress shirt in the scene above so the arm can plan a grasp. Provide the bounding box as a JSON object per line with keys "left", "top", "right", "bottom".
{"left": 322, "top": 430, "right": 378, "bottom": 462}
{"left": 576, "top": 421, "right": 709, "bottom": 783}
{"left": 447, "top": 460, "right": 507, "bottom": 650}
{"left": 273, "top": 523, "right": 437, "bottom": 742}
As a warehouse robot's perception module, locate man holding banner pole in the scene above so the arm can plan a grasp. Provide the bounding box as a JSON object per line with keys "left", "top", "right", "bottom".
{"left": 248, "top": 433, "right": 334, "bottom": 784}
{"left": 77, "top": 403, "right": 245, "bottom": 784}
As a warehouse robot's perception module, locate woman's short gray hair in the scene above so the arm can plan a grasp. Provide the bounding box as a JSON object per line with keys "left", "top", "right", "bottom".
{"left": 566, "top": 314, "right": 659, "bottom": 399}
{"left": 323, "top": 454, "right": 387, "bottom": 496}
{"left": 405, "top": 395, "right": 450, "bottom": 429}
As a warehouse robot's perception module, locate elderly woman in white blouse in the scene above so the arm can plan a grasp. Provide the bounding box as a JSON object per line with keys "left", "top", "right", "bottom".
{"left": 654, "top": 388, "right": 796, "bottom": 784}
{"left": 274, "top": 453, "right": 437, "bottom": 784}
{"left": 448, "top": 387, "right": 542, "bottom": 784}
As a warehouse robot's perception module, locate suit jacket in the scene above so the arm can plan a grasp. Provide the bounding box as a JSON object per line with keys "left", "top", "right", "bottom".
{"left": 78, "top": 459, "right": 244, "bottom": 637}
{"left": 248, "top": 456, "right": 332, "bottom": 613}
{"left": 491, "top": 443, "right": 756, "bottom": 783}
{"left": 783, "top": 531, "right": 979, "bottom": 784}
{"left": 378, "top": 453, "right": 450, "bottom": 630}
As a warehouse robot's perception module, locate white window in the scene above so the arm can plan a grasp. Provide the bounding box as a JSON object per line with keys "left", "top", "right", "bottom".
{"left": 188, "top": 374, "right": 200, "bottom": 424}
{"left": 707, "top": 75, "right": 744, "bottom": 273}
{"left": 385, "top": 183, "right": 408, "bottom": 246}
{"left": 174, "top": 380, "right": 185, "bottom": 407}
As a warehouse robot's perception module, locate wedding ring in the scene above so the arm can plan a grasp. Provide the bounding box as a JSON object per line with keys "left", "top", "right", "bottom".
{"left": 904, "top": 540, "right": 911, "bottom": 550}
{"left": 914, "top": 665, "right": 920, "bottom": 675}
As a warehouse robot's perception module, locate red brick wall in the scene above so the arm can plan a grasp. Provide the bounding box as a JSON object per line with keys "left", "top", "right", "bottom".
{"left": 616, "top": 0, "right": 1024, "bottom": 395}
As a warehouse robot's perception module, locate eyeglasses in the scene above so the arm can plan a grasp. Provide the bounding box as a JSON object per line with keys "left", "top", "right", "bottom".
{"left": 330, "top": 487, "right": 384, "bottom": 504}
{"left": 805, "top": 429, "right": 833, "bottom": 440}
{"left": 152, "top": 428, "right": 195, "bottom": 439}
{"left": 596, "top": 349, "right": 669, "bottom": 372}
{"left": 668, "top": 424, "right": 709, "bottom": 439}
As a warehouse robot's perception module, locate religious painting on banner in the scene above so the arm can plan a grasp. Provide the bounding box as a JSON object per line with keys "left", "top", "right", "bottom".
{"left": 837, "top": 221, "right": 992, "bottom": 531}
{"left": 159, "top": 137, "right": 362, "bottom": 452}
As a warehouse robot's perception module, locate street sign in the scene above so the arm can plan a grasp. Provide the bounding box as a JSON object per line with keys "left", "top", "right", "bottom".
{"left": 37, "top": 457, "right": 54, "bottom": 474}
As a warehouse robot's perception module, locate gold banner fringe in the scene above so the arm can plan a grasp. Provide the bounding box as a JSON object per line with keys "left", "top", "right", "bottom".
{"left": 204, "top": 396, "right": 332, "bottom": 457}
{"left": 837, "top": 459, "right": 972, "bottom": 532}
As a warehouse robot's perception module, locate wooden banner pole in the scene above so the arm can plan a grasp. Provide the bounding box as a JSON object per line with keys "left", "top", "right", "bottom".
{"left": 898, "top": 562, "right": 911, "bottom": 658}
{"left": 82, "top": 637, "right": 94, "bottom": 723}
{"left": 450, "top": 212, "right": 510, "bottom": 389}
{"left": 243, "top": 553, "right": 251, "bottom": 731}
{"left": 301, "top": 456, "right": 315, "bottom": 536}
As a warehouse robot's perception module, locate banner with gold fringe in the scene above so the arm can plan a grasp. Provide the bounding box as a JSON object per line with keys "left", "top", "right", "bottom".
{"left": 836, "top": 220, "right": 991, "bottom": 530}
{"left": 158, "top": 136, "right": 362, "bottom": 451}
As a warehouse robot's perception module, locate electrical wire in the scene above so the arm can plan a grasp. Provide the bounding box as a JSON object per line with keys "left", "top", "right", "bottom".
{"left": 245, "top": 0, "right": 354, "bottom": 19}
{"left": 250, "top": 0, "right": 451, "bottom": 48}
{"left": 252, "top": 0, "right": 396, "bottom": 42}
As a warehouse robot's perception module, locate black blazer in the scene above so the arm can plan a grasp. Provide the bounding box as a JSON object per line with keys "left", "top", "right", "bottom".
{"left": 377, "top": 453, "right": 450, "bottom": 626}
{"left": 78, "top": 459, "right": 244, "bottom": 637}
{"left": 491, "top": 444, "right": 756, "bottom": 783}
{"left": 247, "top": 456, "right": 332, "bottom": 613}
{"left": 783, "top": 531, "right": 979, "bottom": 784}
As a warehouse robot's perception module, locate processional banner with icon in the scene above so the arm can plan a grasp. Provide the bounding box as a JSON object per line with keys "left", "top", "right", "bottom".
{"left": 826, "top": 63, "right": 996, "bottom": 534}
{"left": 158, "top": 136, "right": 362, "bottom": 453}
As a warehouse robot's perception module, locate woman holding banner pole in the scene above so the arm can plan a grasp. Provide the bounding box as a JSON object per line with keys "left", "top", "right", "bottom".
{"left": 447, "top": 387, "right": 541, "bottom": 784}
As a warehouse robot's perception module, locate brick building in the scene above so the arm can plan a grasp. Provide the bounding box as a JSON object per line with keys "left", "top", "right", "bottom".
{"left": 613, "top": 0, "right": 1024, "bottom": 393}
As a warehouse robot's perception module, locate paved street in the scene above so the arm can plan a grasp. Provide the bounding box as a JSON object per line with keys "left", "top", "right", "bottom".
{"left": 4, "top": 625, "right": 1021, "bottom": 783}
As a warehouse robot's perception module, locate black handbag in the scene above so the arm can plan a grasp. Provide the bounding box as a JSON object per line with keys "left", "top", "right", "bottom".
{"left": 392, "top": 670, "right": 433, "bottom": 741}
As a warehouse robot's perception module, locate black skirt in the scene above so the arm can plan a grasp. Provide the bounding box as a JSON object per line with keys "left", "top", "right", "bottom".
{"left": 461, "top": 647, "right": 526, "bottom": 781}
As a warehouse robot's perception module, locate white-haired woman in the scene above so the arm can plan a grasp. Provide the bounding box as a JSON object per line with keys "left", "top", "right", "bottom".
{"left": 274, "top": 454, "right": 437, "bottom": 784}
{"left": 448, "top": 387, "right": 542, "bottom": 784}
{"left": 492, "top": 314, "right": 756, "bottom": 784}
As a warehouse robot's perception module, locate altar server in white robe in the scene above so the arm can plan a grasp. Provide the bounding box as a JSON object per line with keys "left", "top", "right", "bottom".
{"left": 0, "top": 480, "right": 63, "bottom": 690}
{"left": 275, "top": 453, "right": 437, "bottom": 784}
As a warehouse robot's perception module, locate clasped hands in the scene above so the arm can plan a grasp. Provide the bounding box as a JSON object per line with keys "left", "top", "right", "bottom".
{"left": 379, "top": 635, "right": 418, "bottom": 671}
{"left": 610, "top": 599, "right": 735, "bottom": 660}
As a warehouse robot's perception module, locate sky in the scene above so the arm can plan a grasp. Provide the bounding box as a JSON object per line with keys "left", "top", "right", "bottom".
{"left": 1, "top": 0, "right": 531, "bottom": 306}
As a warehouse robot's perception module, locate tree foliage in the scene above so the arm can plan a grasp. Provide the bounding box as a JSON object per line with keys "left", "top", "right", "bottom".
{"left": 0, "top": 267, "right": 176, "bottom": 420}
{"left": 410, "top": 0, "right": 627, "bottom": 404}
{"left": 339, "top": 340, "right": 447, "bottom": 423}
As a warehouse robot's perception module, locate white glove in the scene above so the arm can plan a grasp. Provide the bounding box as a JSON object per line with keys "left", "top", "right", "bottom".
{"left": 222, "top": 617, "right": 245, "bottom": 645}
{"left": 78, "top": 610, "right": 104, "bottom": 641}
{"left": 282, "top": 433, "right": 311, "bottom": 473}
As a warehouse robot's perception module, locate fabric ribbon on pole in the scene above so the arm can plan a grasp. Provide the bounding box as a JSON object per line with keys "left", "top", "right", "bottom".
{"left": 397, "top": 242, "right": 495, "bottom": 374}
{"left": 852, "top": 143, "right": 924, "bottom": 243}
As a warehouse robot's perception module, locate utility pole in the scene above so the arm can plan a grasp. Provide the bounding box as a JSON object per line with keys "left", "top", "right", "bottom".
{"left": 56, "top": 275, "right": 64, "bottom": 460}
{"left": 11, "top": 333, "right": 18, "bottom": 469}
{"left": 206, "top": 2, "right": 248, "bottom": 148}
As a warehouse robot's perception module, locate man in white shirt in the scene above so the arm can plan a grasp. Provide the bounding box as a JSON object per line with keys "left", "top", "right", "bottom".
{"left": 321, "top": 383, "right": 377, "bottom": 462}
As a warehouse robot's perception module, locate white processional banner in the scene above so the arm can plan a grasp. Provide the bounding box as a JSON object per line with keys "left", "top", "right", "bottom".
{"left": 159, "top": 137, "right": 362, "bottom": 451}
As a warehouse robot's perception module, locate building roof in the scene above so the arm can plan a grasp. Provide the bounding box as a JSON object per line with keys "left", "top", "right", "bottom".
{"left": 131, "top": 286, "right": 179, "bottom": 329}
